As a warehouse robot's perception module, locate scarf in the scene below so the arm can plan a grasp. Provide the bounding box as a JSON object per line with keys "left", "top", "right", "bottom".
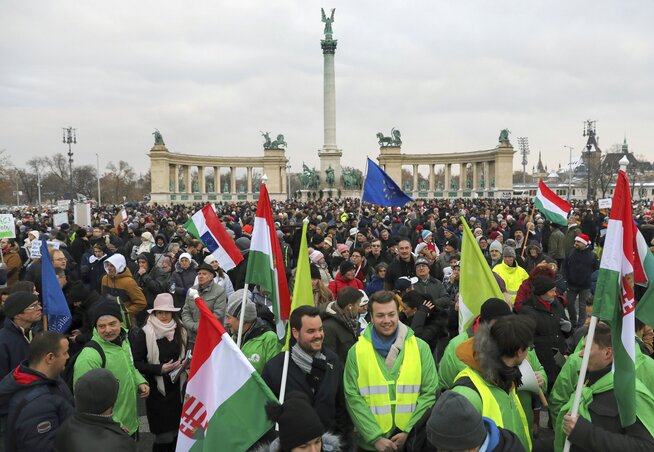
{"left": 291, "top": 344, "right": 328, "bottom": 393}
{"left": 143, "top": 316, "right": 186, "bottom": 396}
{"left": 371, "top": 324, "right": 398, "bottom": 358}
{"left": 89, "top": 254, "right": 106, "bottom": 264}
{"left": 332, "top": 303, "right": 359, "bottom": 339}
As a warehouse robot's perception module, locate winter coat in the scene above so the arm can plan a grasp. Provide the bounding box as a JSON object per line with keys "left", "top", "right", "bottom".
{"left": 227, "top": 256, "right": 248, "bottom": 290}
{"left": 322, "top": 301, "right": 359, "bottom": 364}
{"left": 564, "top": 223, "right": 583, "bottom": 253}
{"left": 55, "top": 412, "right": 136, "bottom": 452}
{"left": 412, "top": 275, "right": 449, "bottom": 307}
{"left": 492, "top": 261, "right": 529, "bottom": 304}
{"left": 518, "top": 295, "right": 571, "bottom": 390}
{"left": 181, "top": 280, "right": 226, "bottom": 343}
{"left": 327, "top": 273, "right": 364, "bottom": 299}
{"left": 252, "top": 432, "right": 343, "bottom": 452}
{"left": 170, "top": 259, "right": 198, "bottom": 307}
{"left": 0, "top": 363, "right": 74, "bottom": 452}
{"left": 1, "top": 248, "right": 22, "bottom": 286}
{"left": 133, "top": 252, "right": 169, "bottom": 310}
{"left": 236, "top": 318, "right": 281, "bottom": 374}
{"left": 343, "top": 324, "right": 438, "bottom": 450}
{"left": 100, "top": 255, "right": 146, "bottom": 327}
{"left": 548, "top": 227, "right": 566, "bottom": 260}
{"left": 131, "top": 327, "right": 185, "bottom": 434}
{"left": 365, "top": 275, "right": 385, "bottom": 296}
{"left": 399, "top": 302, "right": 449, "bottom": 351}
{"left": 563, "top": 247, "right": 599, "bottom": 289}
{"left": 0, "top": 318, "right": 30, "bottom": 380}
{"left": 384, "top": 256, "right": 416, "bottom": 290}
{"left": 262, "top": 347, "right": 351, "bottom": 440}
{"left": 69, "top": 236, "right": 90, "bottom": 266}
{"left": 81, "top": 251, "right": 111, "bottom": 293}
{"left": 73, "top": 328, "right": 147, "bottom": 435}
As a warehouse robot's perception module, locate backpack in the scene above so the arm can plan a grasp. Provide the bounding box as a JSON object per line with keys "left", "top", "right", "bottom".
{"left": 62, "top": 340, "right": 106, "bottom": 393}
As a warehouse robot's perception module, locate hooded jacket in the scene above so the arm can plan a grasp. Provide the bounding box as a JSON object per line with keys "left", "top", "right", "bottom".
{"left": 73, "top": 328, "right": 147, "bottom": 435}
{"left": 252, "top": 432, "right": 343, "bottom": 452}
{"left": 327, "top": 272, "right": 364, "bottom": 299}
{"left": 0, "top": 363, "right": 74, "bottom": 452}
{"left": 322, "top": 301, "right": 359, "bottom": 364}
{"left": 170, "top": 256, "right": 198, "bottom": 307}
{"left": 236, "top": 318, "right": 280, "bottom": 374}
{"left": 100, "top": 254, "right": 146, "bottom": 326}
{"left": 1, "top": 244, "right": 22, "bottom": 286}
{"left": 133, "top": 252, "right": 169, "bottom": 309}
{"left": 0, "top": 318, "right": 31, "bottom": 380}
{"left": 492, "top": 261, "right": 529, "bottom": 303}
{"left": 55, "top": 411, "right": 137, "bottom": 452}
{"left": 181, "top": 280, "right": 226, "bottom": 342}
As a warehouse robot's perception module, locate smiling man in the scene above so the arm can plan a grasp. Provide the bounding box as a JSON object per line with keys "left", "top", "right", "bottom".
{"left": 344, "top": 290, "right": 438, "bottom": 451}
{"left": 262, "top": 305, "right": 352, "bottom": 447}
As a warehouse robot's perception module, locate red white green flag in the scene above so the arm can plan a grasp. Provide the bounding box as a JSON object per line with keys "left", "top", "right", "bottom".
{"left": 593, "top": 169, "right": 642, "bottom": 426}
{"left": 534, "top": 179, "right": 571, "bottom": 226}
{"left": 245, "top": 182, "right": 291, "bottom": 338}
{"left": 176, "top": 296, "right": 276, "bottom": 451}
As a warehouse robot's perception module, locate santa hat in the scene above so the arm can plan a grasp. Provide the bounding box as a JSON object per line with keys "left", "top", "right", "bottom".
{"left": 575, "top": 233, "right": 590, "bottom": 246}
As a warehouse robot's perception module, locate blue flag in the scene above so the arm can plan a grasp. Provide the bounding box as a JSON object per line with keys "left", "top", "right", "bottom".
{"left": 41, "top": 240, "right": 72, "bottom": 333}
{"left": 361, "top": 158, "right": 414, "bottom": 206}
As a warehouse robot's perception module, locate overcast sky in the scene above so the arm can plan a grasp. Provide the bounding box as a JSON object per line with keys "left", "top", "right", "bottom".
{"left": 2, "top": 0, "right": 653, "bottom": 178}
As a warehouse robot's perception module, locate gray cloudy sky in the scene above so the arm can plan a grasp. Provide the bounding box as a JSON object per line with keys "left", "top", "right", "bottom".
{"left": 2, "top": 0, "right": 653, "bottom": 177}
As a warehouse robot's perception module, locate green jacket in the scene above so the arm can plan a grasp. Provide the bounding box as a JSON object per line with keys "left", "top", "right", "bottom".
{"left": 549, "top": 339, "right": 654, "bottom": 426}
{"left": 236, "top": 324, "right": 281, "bottom": 374}
{"left": 439, "top": 330, "right": 547, "bottom": 429}
{"left": 343, "top": 325, "right": 438, "bottom": 451}
{"left": 73, "top": 328, "right": 147, "bottom": 434}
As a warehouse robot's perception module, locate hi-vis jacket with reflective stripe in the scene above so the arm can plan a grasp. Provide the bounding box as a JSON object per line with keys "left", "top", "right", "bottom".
{"left": 344, "top": 325, "right": 438, "bottom": 451}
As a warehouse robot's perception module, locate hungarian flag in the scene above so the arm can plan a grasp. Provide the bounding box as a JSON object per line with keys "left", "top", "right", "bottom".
{"left": 184, "top": 205, "right": 243, "bottom": 271}
{"left": 176, "top": 296, "right": 276, "bottom": 451}
{"left": 533, "top": 179, "right": 571, "bottom": 226}
{"left": 458, "top": 217, "right": 504, "bottom": 332}
{"left": 245, "top": 183, "right": 291, "bottom": 339}
{"left": 593, "top": 169, "right": 643, "bottom": 427}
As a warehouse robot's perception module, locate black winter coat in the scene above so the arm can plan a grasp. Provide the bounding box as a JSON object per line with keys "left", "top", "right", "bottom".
{"left": 170, "top": 260, "right": 198, "bottom": 308}
{"left": 0, "top": 363, "right": 74, "bottom": 452}
{"left": 262, "top": 348, "right": 351, "bottom": 439}
{"left": 384, "top": 256, "right": 416, "bottom": 290}
{"left": 518, "top": 295, "right": 570, "bottom": 390}
{"left": 563, "top": 248, "right": 599, "bottom": 289}
{"left": 55, "top": 412, "right": 137, "bottom": 452}
{"left": 321, "top": 302, "right": 358, "bottom": 364}
{"left": 0, "top": 319, "right": 30, "bottom": 380}
{"left": 133, "top": 252, "right": 169, "bottom": 309}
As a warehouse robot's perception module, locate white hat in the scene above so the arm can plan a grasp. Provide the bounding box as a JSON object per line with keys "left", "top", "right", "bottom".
{"left": 147, "top": 293, "right": 180, "bottom": 314}
{"left": 349, "top": 227, "right": 358, "bottom": 236}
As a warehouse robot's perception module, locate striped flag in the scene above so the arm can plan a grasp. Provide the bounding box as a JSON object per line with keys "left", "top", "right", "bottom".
{"left": 245, "top": 183, "right": 291, "bottom": 339}
{"left": 593, "top": 169, "right": 641, "bottom": 426}
{"left": 41, "top": 239, "right": 72, "bottom": 333}
{"left": 176, "top": 296, "right": 276, "bottom": 451}
{"left": 184, "top": 205, "right": 243, "bottom": 271}
{"left": 533, "top": 179, "right": 571, "bottom": 226}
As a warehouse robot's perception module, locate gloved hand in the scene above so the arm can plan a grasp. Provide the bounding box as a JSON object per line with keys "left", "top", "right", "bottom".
{"left": 187, "top": 288, "right": 199, "bottom": 300}
{"left": 559, "top": 319, "right": 572, "bottom": 334}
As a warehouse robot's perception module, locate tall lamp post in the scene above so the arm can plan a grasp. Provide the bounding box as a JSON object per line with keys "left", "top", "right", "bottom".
{"left": 286, "top": 162, "right": 292, "bottom": 200}
{"left": 517, "top": 137, "right": 530, "bottom": 184}
{"left": 96, "top": 153, "right": 102, "bottom": 205}
{"left": 582, "top": 120, "right": 596, "bottom": 201}
{"left": 62, "top": 127, "right": 77, "bottom": 198}
{"left": 564, "top": 145, "right": 574, "bottom": 201}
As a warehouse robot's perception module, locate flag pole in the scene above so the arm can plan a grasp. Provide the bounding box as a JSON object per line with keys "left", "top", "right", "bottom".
{"left": 520, "top": 203, "right": 536, "bottom": 259}
{"left": 235, "top": 283, "right": 250, "bottom": 349}
{"left": 562, "top": 315, "right": 599, "bottom": 452}
{"left": 351, "top": 157, "right": 370, "bottom": 254}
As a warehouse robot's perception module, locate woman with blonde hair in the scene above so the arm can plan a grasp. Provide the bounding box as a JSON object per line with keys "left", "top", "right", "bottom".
{"left": 310, "top": 264, "right": 333, "bottom": 309}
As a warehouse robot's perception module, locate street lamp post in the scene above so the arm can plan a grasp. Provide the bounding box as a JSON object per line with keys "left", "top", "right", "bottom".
{"left": 62, "top": 127, "right": 77, "bottom": 199}
{"left": 96, "top": 153, "right": 102, "bottom": 205}
{"left": 564, "top": 145, "right": 574, "bottom": 201}
{"left": 286, "top": 162, "right": 291, "bottom": 200}
{"left": 36, "top": 168, "right": 42, "bottom": 206}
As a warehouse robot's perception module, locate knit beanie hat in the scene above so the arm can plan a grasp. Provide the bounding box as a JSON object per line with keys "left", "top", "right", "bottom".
{"left": 426, "top": 391, "right": 486, "bottom": 450}
{"left": 226, "top": 289, "right": 256, "bottom": 322}
{"left": 421, "top": 230, "right": 432, "bottom": 240}
{"left": 74, "top": 368, "right": 120, "bottom": 415}
{"left": 339, "top": 260, "right": 356, "bottom": 275}
{"left": 336, "top": 243, "right": 349, "bottom": 254}
{"left": 309, "top": 250, "right": 324, "bottom": 265}
{"left": 479, "top": 298, "right": 512, "bottom": 323}
{"left": 311, "top": 234, "right": 325, "bottom": 246}
{"left": 533, "top": 275, "right": 556, "bottom": 296}
{"left": 502, "top": 246, "right": 516, "bottom": 258}
{"left": 235, "top": 237, "right": 251, "bottom": 256}
{"left": 3, "top": 292, "right": 39, "bottom": 319}
{"left": 91, "top": 300, "right": 122, "bottom": 326}
{"left": 489, "top": 240, "right": 503, "bottom": 253}
{"left": 265, "top": 392, "right": 324, "bottom": 450}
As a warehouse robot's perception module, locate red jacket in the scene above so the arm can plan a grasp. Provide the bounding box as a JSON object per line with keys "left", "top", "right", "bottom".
{"left": 328, "top": 273, "right": 363, "bottom": 299}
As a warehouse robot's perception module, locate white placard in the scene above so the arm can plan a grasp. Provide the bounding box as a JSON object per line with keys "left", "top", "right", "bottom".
{"left": 74, "top": 202, "right": 92, "bottom": 227}
{"left": 0, "top": 214, "right": 16, "bottom": 238}
{"left": 30, "top": 240, "right": 61, "bottom": 258}
{"left": 53, "top": 213, "right": 68, "bottom": 228}
{"left": 598, "top": 198, "right": 612, "bottom": 209}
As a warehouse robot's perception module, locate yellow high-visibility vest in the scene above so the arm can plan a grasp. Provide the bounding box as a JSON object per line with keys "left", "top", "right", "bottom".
{"left": 355, "top": 334, "right": 421, "bottom": 433}
{"left": 455, "top": 367, "right": 532, "bottom": 451}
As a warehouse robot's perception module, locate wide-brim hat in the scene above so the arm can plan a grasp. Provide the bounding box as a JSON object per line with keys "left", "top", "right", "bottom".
{"left": 147, "top": 293, "right": 180, "bottom": 314}
{"left": 196, "top": 262, "right": 217, "bottom": 275}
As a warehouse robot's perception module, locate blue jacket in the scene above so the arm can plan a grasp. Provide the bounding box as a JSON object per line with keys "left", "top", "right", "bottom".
{"left": 0, "top": 362, "right": 74, "bottom": 452}
{"left": 0, "top": 318, "right": 30, "bottom": 381}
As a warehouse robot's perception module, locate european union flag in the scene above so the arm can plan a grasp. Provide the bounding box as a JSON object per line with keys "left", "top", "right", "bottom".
{"left": 41, "top": 240, "right": 72, "bottom": 333}
{"left": 361, "top": 158, "right": 414, "bottom": 207}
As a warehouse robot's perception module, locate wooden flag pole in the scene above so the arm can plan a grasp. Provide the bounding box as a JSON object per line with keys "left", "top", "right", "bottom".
{"left": 521, "top": 203, "right": 536, "bottom": 259}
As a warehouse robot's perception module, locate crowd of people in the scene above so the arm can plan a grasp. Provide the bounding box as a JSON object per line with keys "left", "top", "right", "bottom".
{"left": 0, "top": 196, "right": 654, "bottom": 451}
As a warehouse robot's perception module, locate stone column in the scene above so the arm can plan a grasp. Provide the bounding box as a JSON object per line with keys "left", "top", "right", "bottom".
{"left": 230, "top": 167, "right": 236, "bottom": 193}
{"left": 472, "top": 162, "right": 479, "bottom": 190}
{"left": 428, "top": 164, "right": 435, "bottom": 192}
{"left": 318, "top": 35, "right": 343, "bottom": 188}
{"left": 168, "top": 165, "right": 176, "bottom": 192}
{"left": 483, "top": 161, "right": 490, "bottom": 192}
{"left": 213, "top": 167, "right": 219, "bottom": 193}
{"left": 444, "top": 164, "right": 451, "bottom": 192}
{"left": 198, "top": 166, "right": 205, "bottom": 193}
{"left": 247, "top": 167, "right": 253, "bottom": 193}
{"left": 412, "top": 164, "right": 419, "bottom": 192}
{"left": 459, "top": 163, "right": 466, "bottom": 192}
{"left": 184, "top": 166, "right": 191, "bottom": 193}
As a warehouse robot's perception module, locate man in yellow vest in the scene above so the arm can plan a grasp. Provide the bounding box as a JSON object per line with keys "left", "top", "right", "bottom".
{"left": 452, "top": 315, "right": 536, "bottom": 451}
{"left": 344, "top": 290, "right": 438, "bottom": 451}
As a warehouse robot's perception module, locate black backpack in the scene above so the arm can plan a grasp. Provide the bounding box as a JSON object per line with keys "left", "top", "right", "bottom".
{"left": 62, "top": 340, "right": 106, "bottom": 393}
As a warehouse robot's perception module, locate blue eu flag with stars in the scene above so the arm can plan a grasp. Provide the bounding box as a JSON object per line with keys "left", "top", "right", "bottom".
{"left": 362, "top": 158, "right": 414, "bottom": 207}
{"left": 41, "top": 240, "right": 72, "bottom": 333}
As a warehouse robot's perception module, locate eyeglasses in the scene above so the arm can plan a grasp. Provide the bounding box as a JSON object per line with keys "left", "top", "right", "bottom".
{"left": 24, "top": 303, "right": 42, "bottom": 311}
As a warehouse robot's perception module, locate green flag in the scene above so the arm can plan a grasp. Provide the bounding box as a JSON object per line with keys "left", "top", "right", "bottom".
{"left": 458, "top": 216, "right": 504, "bottom": 332}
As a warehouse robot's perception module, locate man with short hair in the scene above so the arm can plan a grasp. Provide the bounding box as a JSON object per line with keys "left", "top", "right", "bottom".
{"left": 563, "top": 234, "right": 599, "bottom": 328}
{"left": 556, "top": 322, "right": 654, "bottom": 451}
{"left": 182, "top": 262, "right": 227, "bottom": 346}
{"left": 322, "top": 286, "right": 362, "bottom": 364}
{"left": 493, "top": 247, "right": 529, "bottom": 305}
{"left": 73, "top": 301, "right": 149, "bottom": 436}
{"left": 0, "top": 331, "right": 74, "bottom": 451}
{"left": 344, "top": 290, "right": 438, "bottom": 451}
{"left": 262, "top": 305, "right": 351, "bottom": 444}
{"left": 384, "top": 239, "right": 416, "bottom": 290}
{"left": 0, "top": 292, "right": 42, "bottom": 379}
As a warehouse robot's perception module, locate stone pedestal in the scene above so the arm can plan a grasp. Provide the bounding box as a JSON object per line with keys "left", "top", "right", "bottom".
{"left": 319, "top": 149, "right": 343, "bottom": 189}
{"left": 298, "top": 190, "right": 313, "bottom": 202}
{"left": 323, "top": 187, "right": 338, "bottom": 199}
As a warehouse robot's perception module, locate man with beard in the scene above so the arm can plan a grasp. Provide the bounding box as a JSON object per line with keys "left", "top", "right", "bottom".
{"left": 452, "top": 315, "right": 536, "bottom": 451}
{"left": 262, "top": 305, "right": 351, "bottom": 445}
